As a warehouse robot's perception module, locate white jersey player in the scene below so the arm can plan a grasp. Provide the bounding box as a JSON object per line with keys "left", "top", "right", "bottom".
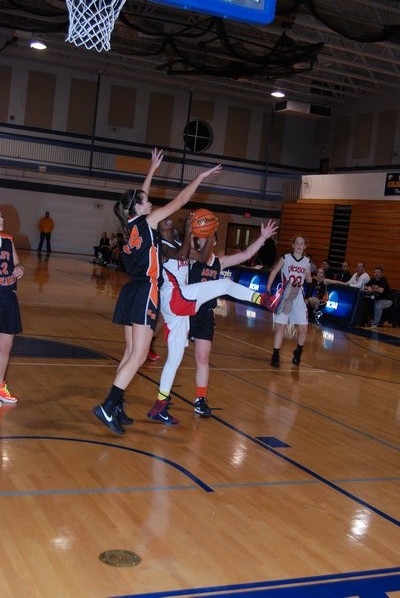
{"left": 266, "top": 236, "right": 312, "bottom": 368}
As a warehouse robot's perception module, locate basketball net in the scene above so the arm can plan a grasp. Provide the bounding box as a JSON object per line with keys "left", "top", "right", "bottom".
{"left": 65, "top": 0, "right": 126, "bottom": 52}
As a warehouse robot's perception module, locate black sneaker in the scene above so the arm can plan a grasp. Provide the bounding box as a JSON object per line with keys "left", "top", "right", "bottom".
{"left": 93, "top": 404, "right": 125, "bottom": 435}
{"left": 194, "top": 398, "right": 212, "bottom": 417}
{"left": 292, "top": 349, "right": 302, "bottom": 366}
{"left": 147, "top": 399, "right": 179, "bottom": 425}
{"left": 115, "top": 402, "right": 134, "bottom": 426}
{"left": 271, "top": 352, "right": 280, "bottom": 367}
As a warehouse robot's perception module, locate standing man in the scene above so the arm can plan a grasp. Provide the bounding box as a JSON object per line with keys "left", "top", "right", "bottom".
{"left": 38, "top": 211, "right": 54, "bottom": 253}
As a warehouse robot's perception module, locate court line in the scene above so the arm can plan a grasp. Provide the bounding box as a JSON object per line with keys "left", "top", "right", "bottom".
{"left": 0, "top": 436, "right": 214, "bottom": 493}
{"left": 112, "top": 566, "right": 400, "bottom": 598}
{"left": 0, "top": 485, "right": 198, "bottom": 497}
{"left": 3, "top": 475, "right": 400, "bottom": 499}
{"left": 9, "top": 361, "right": 325, "bottom": 372}
{"left": 138, "top": 371, "right": 400, "bottom": 529}
{"left": 216, "top": 330, "right": 400, "bottom": 382}
{"left": 225, "top": 367, "right": 400, "bottom": 453}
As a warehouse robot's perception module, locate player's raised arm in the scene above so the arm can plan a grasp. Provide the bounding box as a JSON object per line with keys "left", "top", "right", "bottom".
{"left": 147, "top": 164, "right": 222, "bottom": 229}
{"left": 141, "top": 148, "right": 164, "bottom": 196}
{"left": 220, "top": 219, "right": 278, "bottom": 269}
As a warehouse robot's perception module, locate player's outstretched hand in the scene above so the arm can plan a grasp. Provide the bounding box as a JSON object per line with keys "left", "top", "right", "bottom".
{"left": 151, "top": 147, "right": 164, "bottom": 170}
{"left": 184, "top": 211, "right": 195, "bottom": 234}
{"left": 261, "top": 219, "right": 279, "bottom": 240}
{"left": 200, "top": 163, "right": 222, "bottom": 180}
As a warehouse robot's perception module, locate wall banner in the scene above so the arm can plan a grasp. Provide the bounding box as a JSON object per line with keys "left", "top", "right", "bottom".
{"left": 384, "top": 173, "right": 400, "bottom": 195}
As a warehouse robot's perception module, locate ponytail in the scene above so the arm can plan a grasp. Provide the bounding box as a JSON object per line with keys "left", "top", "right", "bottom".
{"left": 115, "top": 188, "right": 146, "bottom": 238}
{"left": 114, "top": 200, "right": 129, "bottom": 239}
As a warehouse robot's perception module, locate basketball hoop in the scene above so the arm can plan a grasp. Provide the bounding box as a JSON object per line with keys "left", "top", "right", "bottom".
{"left": 65, "top": 0, "right": 126, "bottom": 52}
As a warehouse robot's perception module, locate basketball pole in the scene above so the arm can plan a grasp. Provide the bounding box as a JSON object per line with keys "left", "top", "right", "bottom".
{"left": 180, "top": 89, "right": 193, "bottom": 187}
{"left": 89, "top": 72, "right": 102, "bottom": 176}
{"left": 262, "top": 109, "right": 275, "bottom": 200}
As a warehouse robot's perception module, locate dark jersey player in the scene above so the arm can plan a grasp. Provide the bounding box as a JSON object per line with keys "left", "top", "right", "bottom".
{"left": 188, "top": 219, "right": 278, "bottom": 417}
{"left": 0, "top": 211, "right": 24, "bottom": 405}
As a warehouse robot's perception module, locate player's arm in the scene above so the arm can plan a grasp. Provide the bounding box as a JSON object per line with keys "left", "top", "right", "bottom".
{"left": 12, "top": 242, "right": 25, "bottom": 279}
{"left": 141, "top": 148, "right": 164, "bottom": 196}
{"left": 324, "top": 277, "right": 345, "bottom": 285}
{"left": 189, "top": 235, "right": 214, "bottom": 263}
{"left": 161, "top": 214, "right": 194, "bottom": 261}
{"left": 266, "top": 256, "right": 284, "bottom": 293}
{"left": 220, "top": 219, "right": 278, "bottom": 269}
{"left": 147, "top": 164, "right": 222, "bottom": 229}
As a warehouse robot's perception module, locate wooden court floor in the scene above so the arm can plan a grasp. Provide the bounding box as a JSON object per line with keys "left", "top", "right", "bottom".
{"left": 1, "top": 251, "right": 400, "bottom": 598}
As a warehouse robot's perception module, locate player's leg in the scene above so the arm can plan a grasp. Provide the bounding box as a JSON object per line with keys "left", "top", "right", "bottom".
{"left": 270, "top": 322, "right": 286, "bottom": 367}
{"left": 147, "top": 316, "right": 189, "bottom": 425}
{"left": 194, "top": 338, "right": 212, "bottom": 417}
{"left": 291, "top": 296, "right": 309, "bottom": 366}
{"left": 148, "top": 313, "right": 163, "bottom": 361}
{"left": 0, "top": 332, "right": 17, "bottom": 404}
{"left": 114, "top": 324, "right": 135, "bottom": 426}
{"left": 93, "top": 323, "right": 153, "bottom": 434}
{"left": 180, "top": 279, "right": 267, "bottom": 311}
{"left": 292, "top": 324, "right": 308, "bottom": 365}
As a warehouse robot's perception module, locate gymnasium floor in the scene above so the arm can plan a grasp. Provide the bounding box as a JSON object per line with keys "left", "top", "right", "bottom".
{"left": 1, "top": 251, "right": 400, "bottom": 598}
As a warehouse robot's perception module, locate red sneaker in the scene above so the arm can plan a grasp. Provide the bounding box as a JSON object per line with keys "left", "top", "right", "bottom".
{"left": 147, "top": 349, "right": 160, "bottom": 362}
{"left": 0, "top": 382, "right": 18, "bottom": 404}
{"left": 147, "top": 399, "right": 178, "bottom": 425}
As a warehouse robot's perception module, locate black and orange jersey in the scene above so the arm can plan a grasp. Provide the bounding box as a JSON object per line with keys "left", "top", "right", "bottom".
{"left": 0, "top": 234, "right": 17, "bottom": 291}
{"left": 189, "top": 255, "right": 221, "bottom": 311}
{"left": 122, "top": 215, "right": 162, "bottom": 284}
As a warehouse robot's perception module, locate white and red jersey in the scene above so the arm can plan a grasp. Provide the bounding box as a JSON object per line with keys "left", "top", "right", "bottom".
{"left": 280, "top": 253, "right": 310, "bottom": 288}
{"left": 161, "top": 239, "right": 190, "bottom": 291}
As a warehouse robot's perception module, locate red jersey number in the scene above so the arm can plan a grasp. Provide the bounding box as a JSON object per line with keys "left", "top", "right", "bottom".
{"left": 288, "top": 274, "right": 303, "bottom": 287}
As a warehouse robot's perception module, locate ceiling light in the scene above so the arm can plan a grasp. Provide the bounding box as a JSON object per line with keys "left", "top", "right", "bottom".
{"left": 271, "top": 90, "right": 285, "bottom": 98}
{"left": 30, "top": 40, "right": 47, "bottom": 50}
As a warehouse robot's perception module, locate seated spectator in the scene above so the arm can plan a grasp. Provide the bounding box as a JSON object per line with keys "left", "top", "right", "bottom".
{"left": 109, "top": 232, "right": 117, "bottom": 252}
{"left": 320, "top": 259, "right": 335, "bottom": 280}
{"left": 325, "top": 262, "right": 370, "bottom": 289}
{"left": 364, "top": 266, "right": 393, "bottom": 327}
{"left": 306, "top": 268, "right": 328, "bottom": 321}
{"left": 247, "top": 251, "right": 262, "bottom": 268}
{"left": 111, "top": 232, "right": 125, "bottom": 269}
{"left": 93, "top": 232, "right": 111, "bottom": 263}
{"left": 307, "top": 253, "right": 318, "bottom": 276}
{"left": 336, "top": 261, "right": 352, "bottom": 283}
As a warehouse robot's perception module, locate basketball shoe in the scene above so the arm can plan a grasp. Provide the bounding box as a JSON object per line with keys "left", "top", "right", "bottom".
{"left": 194, "top": 397, "right": 212, "bottom": 417}
{"left": 147, "top": 349, "right": 160, "bottom": 362}
{"left": 147, "top": 399, "right": 178, "bottom": 425}
{"left": 292, "top": 347, "right": 303, "bottom": 366}
{"left": 115, "top": 401, "right": 134, "bottom": 425}
{"left": 0, "top": 382, "right": 18, "bottom": 404}
{"left": 93, "top": 404, "right": 125, "bottom": 435}
{"left": 270, "top": 350, "right": 280, "bottom": 368}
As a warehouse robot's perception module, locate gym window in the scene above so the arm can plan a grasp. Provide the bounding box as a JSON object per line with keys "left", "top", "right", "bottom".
{"left": 183, "top": 120, "right": 213, "bottom": 153}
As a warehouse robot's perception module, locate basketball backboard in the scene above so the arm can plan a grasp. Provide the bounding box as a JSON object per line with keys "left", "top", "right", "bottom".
{"left": 149, "top": 0, "right": 277, "bottom": 25}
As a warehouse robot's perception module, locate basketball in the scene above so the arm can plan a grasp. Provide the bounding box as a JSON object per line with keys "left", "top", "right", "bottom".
{"left": 192, "top": 208, "right": 218, "bottom": 238}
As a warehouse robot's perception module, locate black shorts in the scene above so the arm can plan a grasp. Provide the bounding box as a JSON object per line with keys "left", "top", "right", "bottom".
{"left": 0, "top": 290, "right": 22, "bottom": 335}
{"left": 113, "top": 279, "right": 160, "bottom": 331}
{"left": 189, "top": 308, "right": 215, "bottom": 341}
